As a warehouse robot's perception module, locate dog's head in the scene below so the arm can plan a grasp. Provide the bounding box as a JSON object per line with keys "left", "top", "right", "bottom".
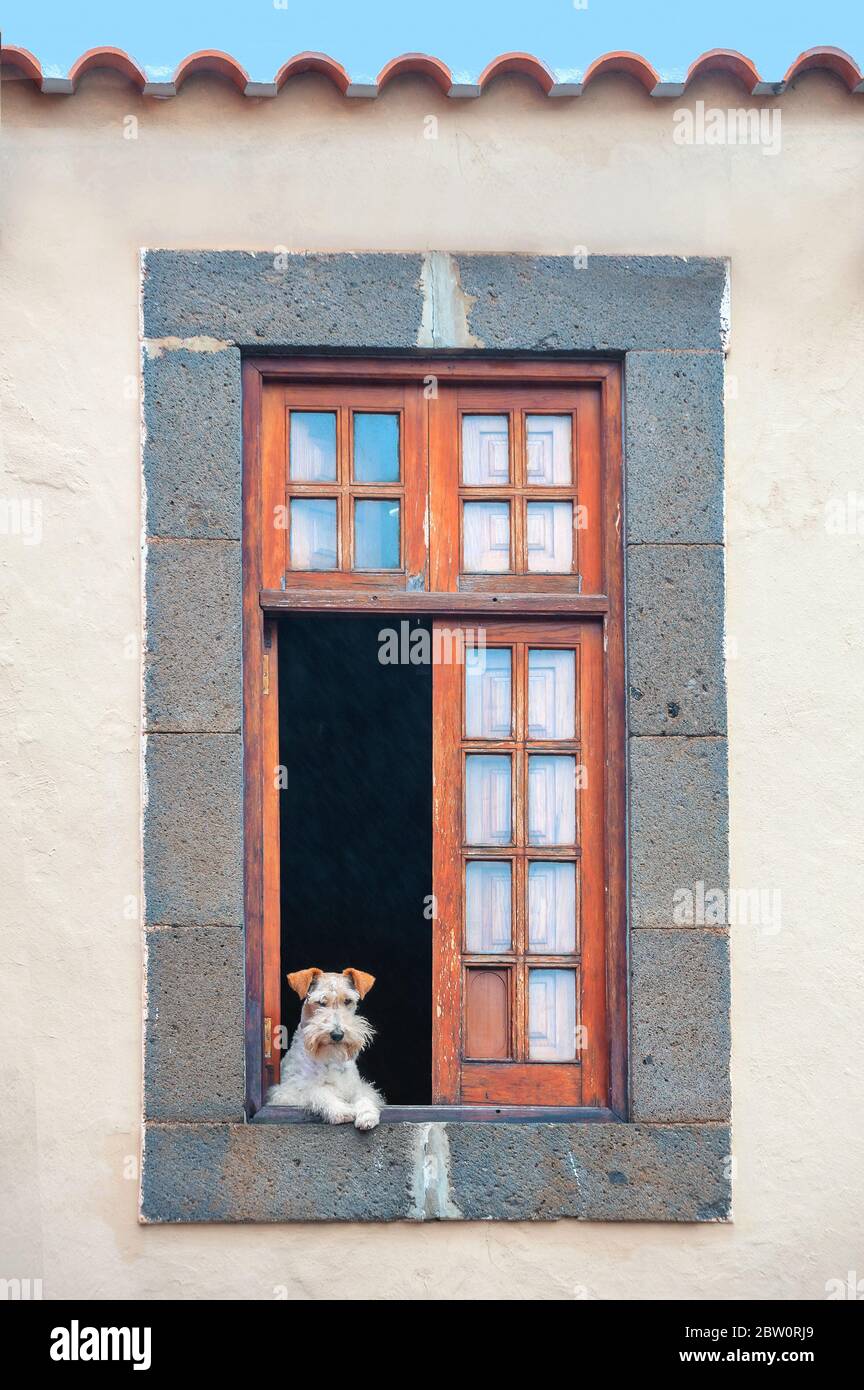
{"left": 287, "top": 967, "right": 376, "bottom": 1063}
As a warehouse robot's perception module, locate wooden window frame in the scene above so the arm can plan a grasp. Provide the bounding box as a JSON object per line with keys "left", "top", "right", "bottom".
{"left": 432, "top": 617, "right": 606, "bottom": 1108}
{"left": 243, "top": 355, "right": 626, "bottom": 1123}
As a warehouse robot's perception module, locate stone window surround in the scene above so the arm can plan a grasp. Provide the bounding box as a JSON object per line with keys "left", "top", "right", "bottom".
{"left": 140, "top": 251, "right": 730, "bottom": 1224}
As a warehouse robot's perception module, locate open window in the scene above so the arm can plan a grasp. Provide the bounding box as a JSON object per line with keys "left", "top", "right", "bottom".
{"left": 244, "top": 359, "right": 625, "bottom": 1118}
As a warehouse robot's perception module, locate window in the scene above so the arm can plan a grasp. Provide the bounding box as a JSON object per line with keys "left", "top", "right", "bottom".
{"left": 433, "top": 620, "right": 607, "bottom": 1105}
{"left": 245, "top": 359, "right": 625, "bottom": 1116}
{"left": 262, "top": 382, "right": 427, "bottom": 587}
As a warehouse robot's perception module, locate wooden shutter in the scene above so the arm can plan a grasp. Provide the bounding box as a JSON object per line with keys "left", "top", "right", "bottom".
{"left": 432, "top": 618, "right": 608, "bottom": 1106}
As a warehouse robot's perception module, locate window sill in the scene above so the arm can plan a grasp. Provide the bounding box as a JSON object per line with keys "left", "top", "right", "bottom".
{"left": 141, "top": 1116, "right": 731, "bottom": 1224}
{"left": 253, "top": 1104, "right": 619, "bottom": 1124}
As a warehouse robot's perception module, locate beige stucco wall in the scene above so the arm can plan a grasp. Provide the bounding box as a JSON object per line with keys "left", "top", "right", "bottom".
{"left": 1, "top": 66, "right": 862, "bottom": 1299}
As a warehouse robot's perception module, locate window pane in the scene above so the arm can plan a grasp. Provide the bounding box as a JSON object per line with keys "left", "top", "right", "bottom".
{"left": 465, "top": 861, "right": 512, "bottom": 952}
{"left": 526, "top": 501, "right": 573, "bottom": 573}
{"left": 528, "top": 970, "right": 576, "bottom": 1061}
{"left": 528, "top": 755, "right": 576, "bottom": 845}
{"left": 353, "top": 413, "right": 399, "bottom": 482}
{"left": 289, "top": 411, "right": 337, "bottom": 481}
{"left": 354, "top": 499, "right": 400, "bottom": 569}
{"left": 528, "top": 649, "right": 576, "bottom": 740}
{"left": 528, "top": 862, "right": 576, "bottom": 953}
{"left": 463, "top": 501, "right": 511, "bottom": 573}
{"left": 465, "top": 968, "right": 510, "bottom": 1059}
{"left": 290, "top": 497, "right": 338, "bottom": 570}
{"left": 462, "top": 414, "right": 510, "bottom": 485}
{"left": 526, "top": 415, "right": 572, "bottom": 485}
{"left": 465, "top": 754, "right": 511, "bottom": 845}
{"left": 465, "top": 647, "right": 511, "bottom": 738}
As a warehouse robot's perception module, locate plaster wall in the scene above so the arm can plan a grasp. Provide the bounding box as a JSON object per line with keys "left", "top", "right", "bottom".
{"left": 0, "top": 67, "right": 862, "bottom": 1297}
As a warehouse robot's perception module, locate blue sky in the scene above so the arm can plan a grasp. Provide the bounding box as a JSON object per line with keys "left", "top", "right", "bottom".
{"left": 2, "top": 0, "right": 861, "bottom": 83}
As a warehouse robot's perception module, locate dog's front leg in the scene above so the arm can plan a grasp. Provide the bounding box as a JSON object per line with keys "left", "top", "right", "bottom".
{"left": 307, "top": 1090, "right": 355, "bottom": 1125}
{"left": 353, "top": 1086, "right": 382, "bottom": 1131}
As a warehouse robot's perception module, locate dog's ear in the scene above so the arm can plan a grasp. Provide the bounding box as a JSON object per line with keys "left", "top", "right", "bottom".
{"left": 286, "top": 967, "right": 323, "bottom": 999}
{"left": 342, "top": 968, "right": 375, "bottom": 999}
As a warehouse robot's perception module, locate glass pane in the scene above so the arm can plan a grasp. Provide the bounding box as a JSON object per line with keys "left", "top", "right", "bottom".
{"left": 353, "top": 413, "right": 399, "bottom": 482}
{"left": 526, "top": 415, "right": 572, "bottom": 485}
{"left": 462, "top": 415, "right": 510, "bottom": 485}
{"left": 465, "top": 861, "right": 512, "bottom": 953}
{"left": 354, "top": 499, "right": 400, "bottom": 569}
{"left": 528, "top": 970, "right": 576, "bottom": 1061}
{"left": 528, "top": 755, "right": 576, "bottom": 845}
{"left": 528, "top": 862, "right": 577, "bottom": 953}
{"left": 465, "top": 647, "right": 511, "bottom": 738}
{"left": 465, "top": 754, "right": 511, "bottom": 845}
{"left": 463, "top": 502, "right": 511, "bottom": 573}
{"left": 290, "top": 497, "right": 337, "bottom": 570}
{"left": 526, "top": 501, "right": 573, "bottom": 573}
{"left": 289, "top": 411, "right": 337, "bottom": 481}
{"left": 528, "top": 649, "right": 576, "bottom": 740}
{"left": 465, "top": 969, "right": 510, "bottom": 1059}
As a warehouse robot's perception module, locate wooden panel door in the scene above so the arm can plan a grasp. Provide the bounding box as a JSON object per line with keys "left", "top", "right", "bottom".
{"left": 432, "top": 618, "right": 608, "bottom": 1106}
{"left": 261, "top": 615, "right": 281, "bottom": 1093}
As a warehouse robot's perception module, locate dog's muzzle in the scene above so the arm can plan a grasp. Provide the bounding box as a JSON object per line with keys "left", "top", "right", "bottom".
{"left": 330, "top": 1029, "right": 344, "bottom": 1042}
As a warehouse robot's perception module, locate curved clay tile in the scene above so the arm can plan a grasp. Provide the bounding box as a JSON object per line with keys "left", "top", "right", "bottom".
{"left": 68, "top": 46, "right": 147, "bottom": 89}
{"left": 274, "top": 52, "right": 351, "bottom": 94}
{"left": 173, "top": 50, "right": 249, "bottom": 93}
{"left": 3, "top": 44, "right": 863, "bottom": 99}
{"left": 582, "top": 51, "right": 659, "bottom": 93}
{"left": 685, "top": 49, "right": 761, "bottom": 92}
{"left": 377, "top": 53, "right": 452, "bottom": 94}
{"left": 0, "top": 44, "right": 43, "bottom": 83}
{"left": 784, "top": 46, "right": 862, "bottom": 90}
{"left": 478, "top": 52, "right": 556, "bottom": 94}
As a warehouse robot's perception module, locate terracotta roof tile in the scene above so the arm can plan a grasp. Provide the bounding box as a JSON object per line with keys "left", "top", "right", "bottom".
{"left": 1, "top": 45, "right": 861, "bottom": 99}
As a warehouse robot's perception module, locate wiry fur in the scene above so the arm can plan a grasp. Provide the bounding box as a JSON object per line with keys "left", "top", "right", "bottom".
{"left": 267, "top": 968, "right": 384, "bottom": 1130}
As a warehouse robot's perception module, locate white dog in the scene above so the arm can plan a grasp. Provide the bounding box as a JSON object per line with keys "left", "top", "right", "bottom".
{"left": 267, "top": 967, "right": 384, "bottom": 1130}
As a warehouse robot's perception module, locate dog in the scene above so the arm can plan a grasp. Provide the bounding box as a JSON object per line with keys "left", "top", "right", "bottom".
{"left": 267, "top": 967, "right": 384, "bottom": 1130}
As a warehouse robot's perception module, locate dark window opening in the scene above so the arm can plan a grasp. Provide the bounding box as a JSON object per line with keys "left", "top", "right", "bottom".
{"left": 277, "top": 615, "right": 433, "bottom": 1104}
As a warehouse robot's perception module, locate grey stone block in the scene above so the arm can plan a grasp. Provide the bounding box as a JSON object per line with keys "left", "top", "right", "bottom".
{"left": 141, "top": 1121, "right": 418, "bottom": 1222}
{"left": 630, "top": 736, "right": 728, "bottom": 927}
{"left": 143, "top": 251, "right": 425, "bottom": 346}
{"left": 627, "top": 544, "right": 726, "bottom": 735}
{"left": 447, "top": 1121, "right": 731, "bottom": 1221}
{"left": 625, "top": 351, "right": 725, "bottom": 542}
{"left": 143, "top": 348, "right": 242, "bottom": 539}
{"left": 144, "top": 734, "right": 243, "bottom": 925}
{"left": 631, "top": 930, "right": 731, "bottom": 1122}
{"left": 144, "top": 540, "right": 241, "bottom": 733}
{"left": 144, "top": 927, "right": 245, "bottom": 1121}
{"left": 140, "top": 1120, "right": 731, "bottom": 1223}
{"left": 456, "top": 255, "right": 727, "bottom": 351}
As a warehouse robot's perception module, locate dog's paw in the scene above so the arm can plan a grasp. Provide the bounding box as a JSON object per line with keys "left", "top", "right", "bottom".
{"left": 329, "top": 1108, "right": 354, "bottom": 1125}
{"left": 354, "top": 1107, "right": 380, "bottom": 1131}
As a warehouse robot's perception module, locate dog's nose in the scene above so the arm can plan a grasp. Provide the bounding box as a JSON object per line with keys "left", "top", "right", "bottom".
{"left": 330, "top": 1029, "right": 344, "bottom": 1042}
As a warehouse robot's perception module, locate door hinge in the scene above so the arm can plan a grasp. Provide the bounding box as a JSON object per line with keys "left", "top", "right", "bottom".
{"left": 262, "top": 652, "right": 270, "bottom": 696}
{"left": 263, "top": 1016, "right": 272, "bottom": 1060}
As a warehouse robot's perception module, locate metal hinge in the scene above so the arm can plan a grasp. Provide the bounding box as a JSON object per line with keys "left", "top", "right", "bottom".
{"left": 263, "top": 1016, "right": 272, "bottom": 1060}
